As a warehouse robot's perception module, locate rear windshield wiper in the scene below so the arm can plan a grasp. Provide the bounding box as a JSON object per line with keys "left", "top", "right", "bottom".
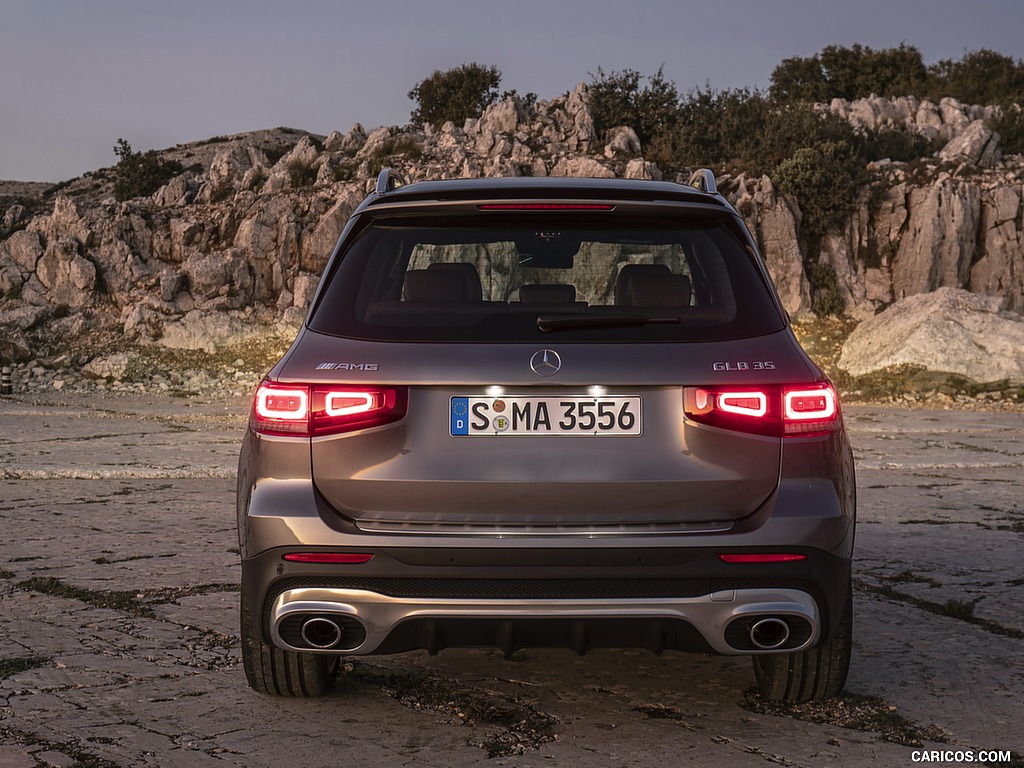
{"left": 536, "top": 314, "right": 682, "bottom": 332}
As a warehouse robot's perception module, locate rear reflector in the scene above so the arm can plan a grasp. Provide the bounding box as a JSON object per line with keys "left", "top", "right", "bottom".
{"left": 282, "top": 553, "right": 374, "bottom": 564}
{"left": 718, "top": 553, "right": 808, "bottom": 563}
{"left": 252, "top": 381, "right": 408, "bottom": 437}
{"left": 477, "top": 203, "right": 615, "bottom": 210}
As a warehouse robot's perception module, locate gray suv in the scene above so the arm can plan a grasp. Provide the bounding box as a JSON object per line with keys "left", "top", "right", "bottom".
{"left": 237, "top": 169, "right": 855, "bottom": 702}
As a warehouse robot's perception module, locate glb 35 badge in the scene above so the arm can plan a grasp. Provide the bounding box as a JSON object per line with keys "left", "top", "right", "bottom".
{"left": 713, "top": 361, "right": 775, "bottom": 371}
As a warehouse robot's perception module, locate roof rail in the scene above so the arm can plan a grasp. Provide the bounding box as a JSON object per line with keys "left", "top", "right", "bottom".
{"left": 687, "top": 168, "right": 718, "bottom": 196}
{"left": 375, "top": 168, "right": 406, "bottom": 195}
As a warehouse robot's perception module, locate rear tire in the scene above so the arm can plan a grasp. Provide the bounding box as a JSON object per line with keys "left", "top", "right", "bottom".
{"left": 240, "top": 589, "right": 337, "bottom": 697}
{"left": 752, "top": 586, "right": 852, "bottom": 702}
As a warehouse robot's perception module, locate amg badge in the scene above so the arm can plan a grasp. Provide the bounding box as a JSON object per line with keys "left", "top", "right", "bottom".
{"left": 315, "top": 362, "right": 380, "bottom": 371}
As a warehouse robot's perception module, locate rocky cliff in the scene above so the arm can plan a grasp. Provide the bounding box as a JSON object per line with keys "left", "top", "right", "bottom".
{"left": 1, "top": 86, "right": 1022, "bottom": 365}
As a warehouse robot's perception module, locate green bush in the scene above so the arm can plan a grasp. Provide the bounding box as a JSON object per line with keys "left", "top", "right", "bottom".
{"left": 774, "top": 140, "right": 868, "bottom": 242}
{"left": 992, "top": 103, "right": 1024, "bottom": 155}
{"left": 286, "top": 159, "right": 317, "bottom": 187}
{"left": 366, "top": 135, "right": 422, "bottom": 177}
{"left": 112, "top": 139, "right": 183, "bottom": 201}
{"left": 926, "top": 49, "right": 1024, "bottom": 106}
{"left": 587, "top": 67, "right": 680, "bottom": 147}
{"left": 408, "top": 63, "right": 502, "bottom": 128}
{"left": 770, "top": 43, "right": 1024, "bottom": 106}
{"left": 807, "top": 262, "right": 846, "bottom": 317}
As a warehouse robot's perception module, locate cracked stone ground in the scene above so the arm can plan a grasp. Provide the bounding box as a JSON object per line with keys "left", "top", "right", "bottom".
{"left": 1, "top": 394, "right": 1022, "bottom": 767}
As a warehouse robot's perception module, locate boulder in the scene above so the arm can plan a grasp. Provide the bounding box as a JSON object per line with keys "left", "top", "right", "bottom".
{"left": 479, "top": 99, "right": 523, "bottom": 136}
{"left": 549, "top": 156, "right": 614, "bottom": 178}
{"left": 158, "top": 309, "right": 274, "bottom": 354}
{"left": 564, "top": 83, "right": 596, "bottom": 151}
{"left": 938, "top": 120, "right": 1001, "bottom": 168}
{"left": 623, "top": 159, "right": 662, "bottom": 180}
{"left": 603, "top": 126, "right": 641, "bottom": 158}
{"left": 83, "top": 353, "right": 132, "bottom": 380}
{"left": 34, "top": 238, "right": 97, "bottom": 307}
{"left": 4, "top": 230, "right": 43, "bottom": 273}
{"left": 837, "top": 287, "right": 1024, "bottom": 383}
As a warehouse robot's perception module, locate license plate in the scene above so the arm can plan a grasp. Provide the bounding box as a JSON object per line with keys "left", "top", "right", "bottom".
{"left": 450, "top": 396, "right": 641, "bottom": 436}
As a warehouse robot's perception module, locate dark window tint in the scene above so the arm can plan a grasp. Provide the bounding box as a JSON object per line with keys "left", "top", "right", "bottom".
{"left": 308, "top": 214, "right": 784, "bottom": 342}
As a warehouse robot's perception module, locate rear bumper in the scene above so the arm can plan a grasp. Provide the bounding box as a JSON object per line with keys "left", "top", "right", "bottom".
{"left": 269, "top": 586, "right": 820, "bottom": 656}
{"left": 242, "top": 544, "right": 850, "bottom": 657}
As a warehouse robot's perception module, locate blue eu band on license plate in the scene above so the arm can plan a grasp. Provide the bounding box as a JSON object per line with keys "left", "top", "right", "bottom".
{"left": 450, "top": 396, "right": 642, "bottom": 436}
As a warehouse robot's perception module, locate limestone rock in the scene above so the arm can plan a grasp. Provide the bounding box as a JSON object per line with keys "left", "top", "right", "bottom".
{"left": 938, "top": 120, "right": 1001, "bottom": 167}
{"left": 158, "top": 309, "right": 270, "bottom": 354}
{"left": 479, "top": 99, "right": 523, "bottom": 136}
{"left": 34, "top": 238, "right": 96, "bottom": 307}
{"left": 0, "top": 246, "right": 24, "bottom": 297}
{"left": 30, "top": 196, "right": 92, "bottom": 246}
{"left": 0, "top": 305, "right": 50, "bottom": 331}
{"left": 0, "top": 325, "right": 33, "bottom": 362}
{"left": 731, "top": 175, "right": 809, "bottom": 316}
{"left": 4, "top": 230, "right": 43, "bottom": 273}
{"left": 153, "top": 174, "right": 194, "bottom": 207}
{"left": 938, "top": 98, "right": 971, "bottom": 141}
{"left": 623, "top": 159, "right": 662, "bottom": 180}
{"left": 206, "top": 145, "right": 255, "bottom": 200}
{"left": 604, "top": 126, "right": 641, "bottom": 158}
{"left": 838, "top": 287, "right": 1024, "bottom": 382}
{"left": 291, "top": 272, "right": 319, "bottom": 309}
{"left": 356, "top": 126, "right": 395, "bottom": 160}
{"left": 549, "top": 156, "right": 614, "bottom": 178}
{"left": 915, "top": 100, "right": 944, "bottom": 141}
{"left": 892, "top": 179, "right": 981, "bottom": 299}
{"left": 83, "top": 353, "right": 132, "bottom": 380}
{"left": 969, "top": 185, "right": 1024, "bottom": 311}
{"left": 160, "top": 269, "right": 186, "bottom": 302}
{"left": 564, "top": 83, "right": 596, "bottom": 151}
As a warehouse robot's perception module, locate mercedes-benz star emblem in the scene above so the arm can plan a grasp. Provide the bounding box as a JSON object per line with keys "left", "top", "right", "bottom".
{"left": 530, "top": 349, "right": 561, "bottom": 377}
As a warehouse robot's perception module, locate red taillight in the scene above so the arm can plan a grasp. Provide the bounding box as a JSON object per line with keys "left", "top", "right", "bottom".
{"left": 783, "top": 385, "right": 839, "bottom": 436}
{"left": 716, "top": 391, "right": 767, "bottom": 418}
{"left": 684, "top": 386, "right": 779, "bottom": 436}
{"left": 719, "top": 553, "right": 808, "bottom": 564}
{"left": 684, "top": 383, "right": 840, "bottom": 437}
{"left": 252, "top": 381, "right": 408, "bottom": 437}
{"left": 282, "top": 552, "right": 374, "bottom": 564}
{"left": 254, "top": 384, "right": 309, "bottom": 436}
{"left": 477, "top": 203, "right": 615, "bottom": 210}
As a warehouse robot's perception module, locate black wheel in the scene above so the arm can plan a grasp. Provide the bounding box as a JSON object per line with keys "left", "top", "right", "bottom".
{"left": 240, "top": 589, "right": 338, "bottom": 697}
{"left": 752, "top": 586, "right": 852, "bottom": 702}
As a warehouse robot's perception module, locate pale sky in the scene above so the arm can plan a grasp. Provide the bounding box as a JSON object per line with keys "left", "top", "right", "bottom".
{"left": 2, "top": 0, "right": 1023, "bottom": 182}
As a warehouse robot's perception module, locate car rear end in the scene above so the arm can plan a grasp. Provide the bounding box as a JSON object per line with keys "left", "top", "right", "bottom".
{"left": 237, "top": 172, "right": 855, "bottom": 701}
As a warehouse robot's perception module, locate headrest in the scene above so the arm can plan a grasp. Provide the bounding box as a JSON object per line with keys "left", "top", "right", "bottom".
{"left": 625, "top": 273, "right": 692, "bottom": 307}
{"left": 427, "top": 262, "right": 483, "bottom": 301}
{"left": 614, "top": 264, "right": 672, "bottom": 305}
{"left": 403, "top": 270, "right": 468, "bottom": 303}
{"left": 519, "top": 284, "right": 577, "bottom": 304}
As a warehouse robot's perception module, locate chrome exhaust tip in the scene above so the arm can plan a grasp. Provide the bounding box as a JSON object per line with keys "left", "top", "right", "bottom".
{"left": 300, "top": 617, "right": 344, "bottom": 649}
{"left": 749, "top": 617, "right": 791, "bottom": 650}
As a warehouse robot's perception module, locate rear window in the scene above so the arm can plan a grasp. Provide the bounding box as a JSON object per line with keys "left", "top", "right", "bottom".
{"left": 308, "top": 214, "right": 784, "bottom": 342}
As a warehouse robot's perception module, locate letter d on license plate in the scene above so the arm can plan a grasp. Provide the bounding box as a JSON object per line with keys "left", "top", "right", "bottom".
{"left": 450, "top": 396, "right": 641, "bottom": 436}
